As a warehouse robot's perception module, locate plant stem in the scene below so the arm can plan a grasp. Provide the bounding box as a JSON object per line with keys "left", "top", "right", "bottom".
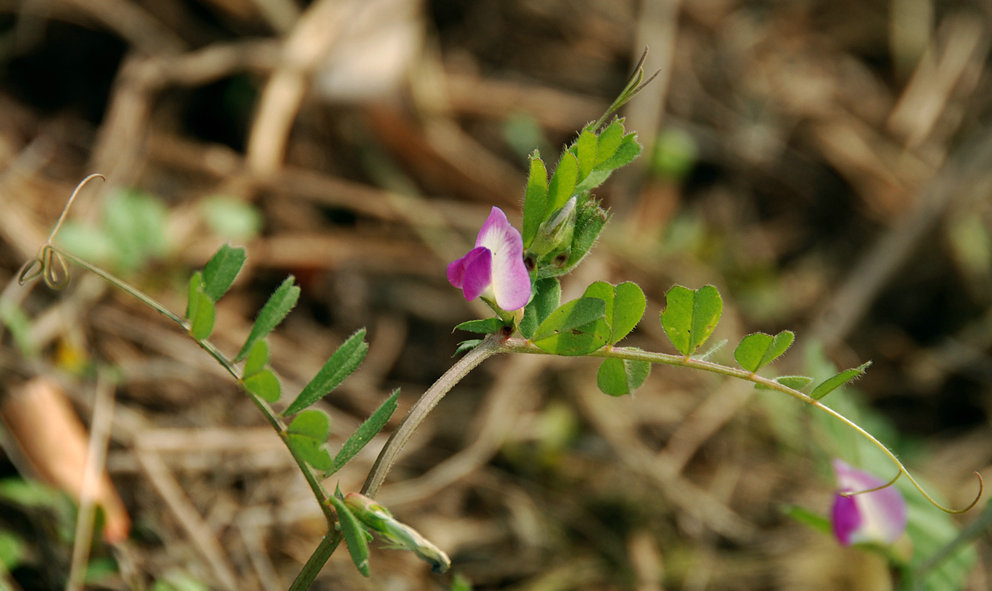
{"left": 53, "top": 247, "right": 342, "bottom": 539}
{"left": 497, "top": 338, "right": 983, "bottom": 513}
{"left": 362, "top": 333, "right": 503, "bottom": 497}
{"left": 289, "top": 532, "right": 343, "bottom": 591}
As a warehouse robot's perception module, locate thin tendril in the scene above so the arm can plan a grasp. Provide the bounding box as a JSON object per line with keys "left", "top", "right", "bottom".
{"left": 590, "top": 47, "right": 662, "bottom": 131}
{"left": 18, "top": 173, "right": 105, "bottom": 290}
{"left": 839, "top": 469, "right": 903, "bottom": 497}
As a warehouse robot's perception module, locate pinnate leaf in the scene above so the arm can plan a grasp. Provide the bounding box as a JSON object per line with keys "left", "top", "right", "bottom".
{"left": 660, "top": 285, "right": 723, "bottom": 356}
{"left": 202, "top": 244, "right": 246, "bottom": 301}
{"left": 286, "top": 409, "right": 333, "bottom": 472}
{"left": 243, "top": 369, "right": 281, "bottom": 403}
{"left": 328, "top": 494, "right": 370, "bottom": 577}
{"left": 597, "top": 357, "right": 651, "bottom": 396}
{"left": 810, "top": 362, "right": 871, "bottom": 400}
{"left": 532, "top": 297, "right": 609, "bottom": 356}
{"left": 236, "top": 276, "right": 300, "bottom": 361}
{"left": 522, "top": 153, "right": 549, "bottom": 247}
{"left": 734, "top": 330, "right": 795, "bottom": 372}
{"left": 331, "top": 389, "right": 400, "bottom": 474}
{"left": 284, "top": 329, "right": 368, "bottom": 415}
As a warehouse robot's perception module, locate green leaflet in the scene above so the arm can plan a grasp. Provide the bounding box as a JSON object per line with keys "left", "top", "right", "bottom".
{"left": 531, "top": 297, "right": 609, "bottom": 356}
{"left": 236, "top": 276, "right": 300, "bottom": 361}
{"left": 520, "top": 277, "right": 561, "bottom": 339}
{"left": 810, "top": 362, "right": 872, "bottom": 401}
{"left": 597, "top": 357, "right": 651, "bottom": 396}
{"left": 201, "top": 244, "right": 246, "bottom": 302}
{"left": 284, "top": 329, "right": 368, "bottom": 416}
{"left": 734, "top": 330, "right": 795, "bottom": 373}
{"left": 660, "top": 285, "right": 723, "bottom": 356}
{"left": 285, "top": 409, "right": 333, "bottom": 472}
{"left": 330, "top": 390, "right": 400, "bottom": 475}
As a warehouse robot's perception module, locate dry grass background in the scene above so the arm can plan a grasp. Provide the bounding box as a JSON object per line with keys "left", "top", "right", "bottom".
{"left": 0, "top": 0, "right": 991, "bottom": 589}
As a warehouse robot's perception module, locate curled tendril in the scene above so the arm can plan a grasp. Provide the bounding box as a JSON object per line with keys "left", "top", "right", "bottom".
{"left": 17, "top": 173, "right": 105, "bottom": 290}
{"left": 838, "top": 468, "right": 983, "bottom": 515}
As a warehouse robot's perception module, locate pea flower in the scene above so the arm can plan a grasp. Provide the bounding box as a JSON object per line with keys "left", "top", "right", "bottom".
{"left": 831, "top": 459, "right": 907, "bottom": 546}
{"left": 447, "top": 206, "right": 531, "bottom": 311}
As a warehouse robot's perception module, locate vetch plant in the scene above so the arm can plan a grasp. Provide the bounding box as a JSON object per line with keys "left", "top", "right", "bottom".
{"left": 16, "top": 54, "right": 984, "bottom": 587}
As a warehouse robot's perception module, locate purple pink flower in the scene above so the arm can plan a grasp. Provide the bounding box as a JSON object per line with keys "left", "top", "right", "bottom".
{"left": 831, "top": 459, "right": 907, "bottom": 546}
{"left": 447, "top": 207, "right": 531, "bottom": 311}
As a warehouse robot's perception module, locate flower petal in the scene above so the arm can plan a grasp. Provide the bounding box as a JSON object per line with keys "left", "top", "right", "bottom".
{"left": 475, "top": 207, "right": 531, "bottom": 310}
{"left": 831, "top": 459, "right": 907, "bottom": 546}
{"left": 831, "top": 492, "right": 862, "bottom": 546}
{"left": 447, "top": 246, "right": 492, "bottom": 301}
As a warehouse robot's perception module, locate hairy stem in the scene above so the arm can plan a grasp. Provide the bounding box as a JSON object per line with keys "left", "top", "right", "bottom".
{"left": 497, "top": 338, "right": 983, "bottom": 513}
{"left": 362, "top": 333, "right": 503, "bottom": 497}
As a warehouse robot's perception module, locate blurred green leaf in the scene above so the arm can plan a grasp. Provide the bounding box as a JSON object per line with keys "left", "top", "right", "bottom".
{"left": 650, "top": 127, "right": 698, "bottom": 181}
{"left": 520, "top": 277, "right": 561, "bottom": 339}
{"left": 454, "top": 318, "right": 508, "bottom": 335}
{"left": 199, "top": 196, "right": 263, "bottom": 241}
{"left": 185, "top": 272, "right": 215, "bottom": 340}
{"left": 454, "top": 339, "right": 483, "bottom": 356}
{"left": 597, "top": 357, "right": 651, "bottom": 396}
{"left": 242, "top": 369, "right": 280, "bottom": 403}
{"left": 810, "top": 362, "right": 871, "bottom": 401}
{"left": 522, "top": 152, "right": 549, "bottom": 247}
{"left": 532, "top": 297, "right": 609, "bottom": 356}
{"left": 0, "top": 529, "right": 26, "bottom": 571}
{"left": 103, "top": 189, "right": 168, "bottom": 273}
{"left": 331, "top": 389, "right": 400, "bottom": 474}
{"left": 782, "top": 504, "right": 831, "bottom": 535}
{"left": 284, "top": 329, "right": 368, "bottom": 415}
{"left": 734, "top": 330, "right": 795, "bottom": 373}
{"left": 286, "top": 410, "right": 333, "bottom": 472}
{"left": 242, "top": 339, "right": 269, "bottom": 378}
{"left": 547, "top": 152, "right": 578, "bottom": 213}
{"left": 660, "top": 285, "right": 723, "bottom": 356}
{"left": 328, "top": 494, "right": 371, "bottom": 577}
{"left": 236, "top": 276, "right": 300, "bottom": 361}
{"left": 202, "top": 244, "right": 246, "bottom": 302}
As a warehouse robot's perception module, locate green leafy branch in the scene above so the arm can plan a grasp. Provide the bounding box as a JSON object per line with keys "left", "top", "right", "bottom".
{"left": 493, "top": 282, "right": 983, "bottom": 514}
{"left": 17, "top": 179, "right": 428, "bottom": 587}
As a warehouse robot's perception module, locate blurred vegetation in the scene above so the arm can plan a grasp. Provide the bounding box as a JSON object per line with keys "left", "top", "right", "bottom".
{"left": 0, "top": 0, "right": 990, "bottom": 589}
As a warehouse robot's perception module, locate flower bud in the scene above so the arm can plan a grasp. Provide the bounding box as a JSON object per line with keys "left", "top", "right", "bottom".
{"left": 528, "top": 196, "right": 577, "bottom": 257}
{"left": 344, "top": 492, "right": 451, "bottom": 573}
